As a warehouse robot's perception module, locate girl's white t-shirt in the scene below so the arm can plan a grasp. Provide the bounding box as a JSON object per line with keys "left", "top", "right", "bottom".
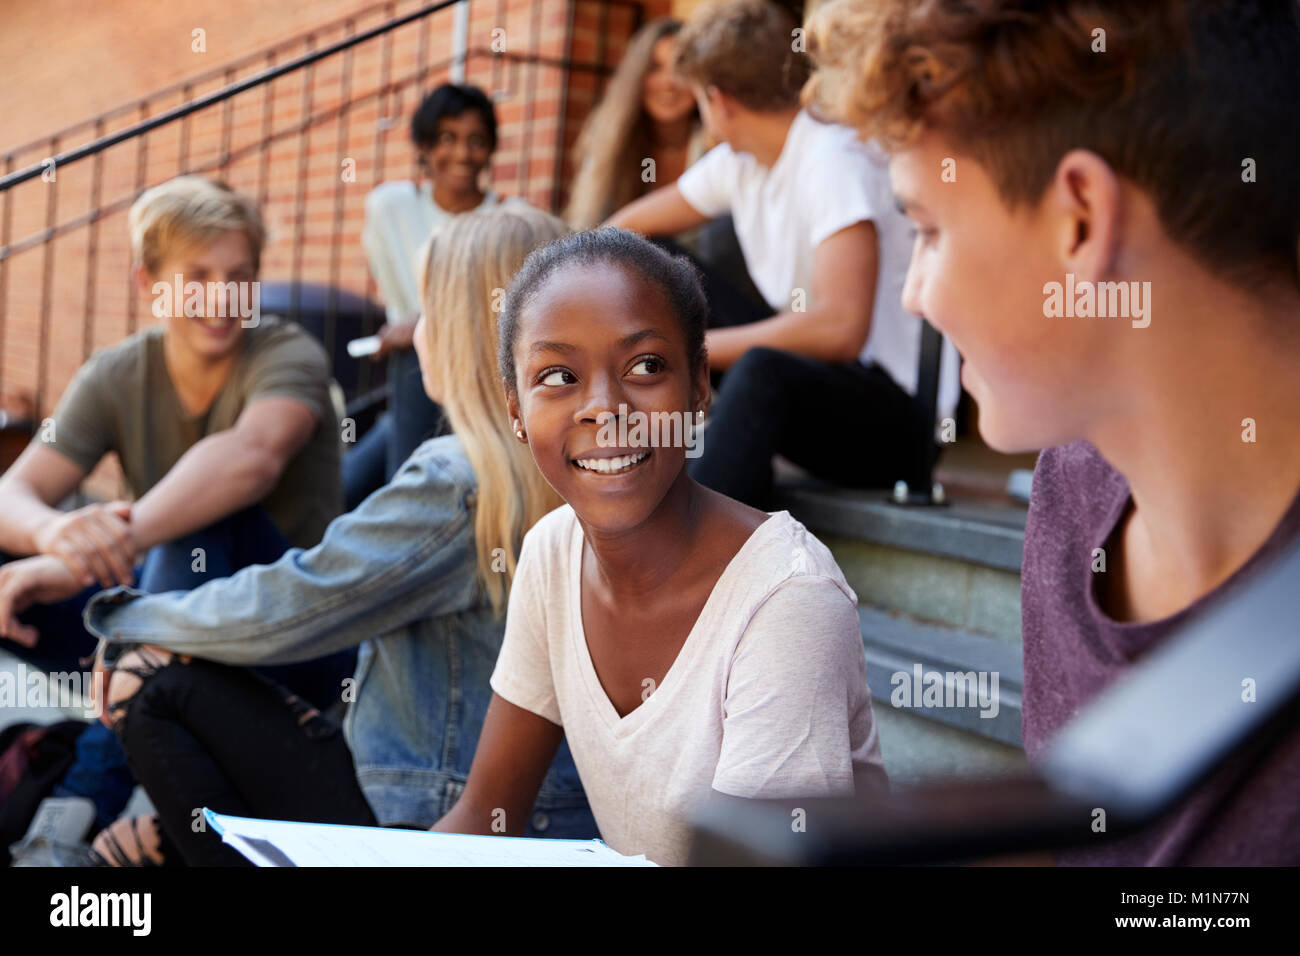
{"left": 490, "top": 504, "right": 887, "bottom": 866}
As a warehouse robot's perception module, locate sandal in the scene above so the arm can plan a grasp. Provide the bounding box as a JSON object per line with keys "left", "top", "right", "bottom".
{"left": 86, "top": 813, "right": 170, "bottom": 867}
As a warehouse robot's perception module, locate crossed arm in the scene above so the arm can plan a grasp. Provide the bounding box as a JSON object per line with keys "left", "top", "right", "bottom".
{"left": 0, "top": 396, "right": 316, "bottom": 588}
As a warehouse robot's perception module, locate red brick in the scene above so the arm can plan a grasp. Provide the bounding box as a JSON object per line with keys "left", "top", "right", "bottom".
{"left": 2, "top": 0, "right": 654, "bottom": 413}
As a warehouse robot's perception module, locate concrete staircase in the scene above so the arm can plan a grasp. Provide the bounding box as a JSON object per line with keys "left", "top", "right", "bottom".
{"left": 775, "top": 480, "right": 1030, "bottom": 786}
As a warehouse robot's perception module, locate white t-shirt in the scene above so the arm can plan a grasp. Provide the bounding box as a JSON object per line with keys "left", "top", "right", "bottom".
{"left": 489, "top": 504, "right": 887, "bottom": 866}
{"left": 361, "top": 181, "right": 503, "bottom": 326}
{"left": 676, "top": 109, "right": 960, "bottom": 422}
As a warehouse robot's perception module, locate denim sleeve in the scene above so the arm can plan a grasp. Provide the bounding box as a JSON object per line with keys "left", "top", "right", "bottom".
{"left": 83, "top": 440, "right": 480, "bottom": 666}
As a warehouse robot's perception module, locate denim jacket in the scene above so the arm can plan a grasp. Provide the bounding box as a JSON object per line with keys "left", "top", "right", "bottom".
{"left": 84, "top": 434, "right": 595, "bottom": 837}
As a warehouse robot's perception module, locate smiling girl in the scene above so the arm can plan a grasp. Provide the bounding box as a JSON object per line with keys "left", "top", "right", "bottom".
{"left": 432, "top": 228, "right": 887, "bottom": 865}
{"left": 564, "top": 18, "right": 704, "bottom": 232}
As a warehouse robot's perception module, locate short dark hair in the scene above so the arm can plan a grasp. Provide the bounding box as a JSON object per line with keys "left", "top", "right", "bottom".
{"left": 410, "top": 83, "right": 498, "bottom": 151}
{"left": 498, "top": 228, "right": 709, "bottom": 392}
{"left": 808, "top": 0, "right": 1300, "bottom": 292}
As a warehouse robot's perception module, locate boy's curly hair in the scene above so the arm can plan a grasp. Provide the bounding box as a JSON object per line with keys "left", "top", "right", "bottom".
{"left": 806, "top": 0, "right": 1300, "bottom": 290}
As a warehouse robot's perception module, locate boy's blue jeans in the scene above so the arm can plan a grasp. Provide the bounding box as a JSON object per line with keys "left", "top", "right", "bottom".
{"left": 1, "top": 506, "right": 356, "bottom": 832}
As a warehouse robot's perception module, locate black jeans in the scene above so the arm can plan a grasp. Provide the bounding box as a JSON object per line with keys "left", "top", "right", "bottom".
{"left": 1, "top": 507, "right": 355, "bottom": 832}
{"left": 115, "top": 655, "right": 377, "bottom": 866}
{"left": 688, "top": 348, "right": 936, "bottom": 509}
{"left": 656, "top": 223, "right": 936, "bottom": 508}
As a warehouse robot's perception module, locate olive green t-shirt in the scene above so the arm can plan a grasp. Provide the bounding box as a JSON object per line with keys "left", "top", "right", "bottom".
{"left": 43, "top": 316, "right": 342, "bottom": 549}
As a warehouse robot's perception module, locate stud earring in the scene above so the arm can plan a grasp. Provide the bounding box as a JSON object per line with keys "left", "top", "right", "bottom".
{"left": 513, "top": 419, "right": 525, "bottom": 441}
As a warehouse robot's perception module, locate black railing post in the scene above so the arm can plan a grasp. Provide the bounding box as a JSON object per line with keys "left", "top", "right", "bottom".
{"left": 890, "top": 319, "right": 946, "bottom": 507}
{"left": 219, "top": 68, "right": 236, "bottom": 174}
{"left": 83, "top": 119, "right": 106, "bottom": 363}
{"left": 327, "top": 20, "right": 359, "bottom": 367}
{"left": 0, "top": 155, "right": 12, "bottom": 396}
{"left": 128, "top": 102, "right": 150, "bottom": 337}
{"left": 256, "top": 52, "right": 277, "bottom": 213}
{"left": 179, "top": 83, "right": 193, "bottom": 174}
{"left": 290, "top": 34, "right": 318, "bottom": 326}
{"left": 549, "top": 1, "right": 577, "bottom": 214}
{"left": 36, "top": 136, "right": 60, "bottom": 415}
{"left": 518, "top": 0, "right": 544, "bottom": 199}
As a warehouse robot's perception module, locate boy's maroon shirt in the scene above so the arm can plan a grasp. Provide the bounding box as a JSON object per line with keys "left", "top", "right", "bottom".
{"left": 1021, "top": 440, "right": 1300, "bottom": 865}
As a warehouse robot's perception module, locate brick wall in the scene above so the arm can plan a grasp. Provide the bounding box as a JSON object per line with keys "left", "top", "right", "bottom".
{"left": 0, "top": 0, "right": 669, "bottom": 439}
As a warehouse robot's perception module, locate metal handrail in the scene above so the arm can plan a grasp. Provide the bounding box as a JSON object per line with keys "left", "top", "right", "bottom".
{"left": 0, "top": 0, "right": 641, "bottom": 413}
{"left": 0, "top": 0, "right": 464, "bottom": 193}
{"left": 0, "top": 0, "right": 419, "bottom": 164}
{"left": 2, "top": 0, "right": 645, "bottom": 172}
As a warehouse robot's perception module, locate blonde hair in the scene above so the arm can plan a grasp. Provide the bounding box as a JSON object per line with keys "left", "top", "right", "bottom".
{"left": 417, "top": 205, "right": 568, "bottom": 614}
{"left": 128, "top": 175, "right": 266, "bottom": 274}
{"left": 564, "top": 18, "right": 693, "bottom": 230}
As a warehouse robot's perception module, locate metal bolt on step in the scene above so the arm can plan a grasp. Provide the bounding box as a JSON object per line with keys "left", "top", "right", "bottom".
{"left": 889, "top": 479, "right": 950, "bottom": 507}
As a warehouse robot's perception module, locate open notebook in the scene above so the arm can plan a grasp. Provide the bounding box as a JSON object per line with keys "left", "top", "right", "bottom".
{"left": 204, "top": 809, "right": 658, "bottom": 867}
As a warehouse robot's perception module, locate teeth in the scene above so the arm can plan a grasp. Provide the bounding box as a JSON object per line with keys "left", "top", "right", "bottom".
{"left": 575, "top": 451, "right": 649, "bottom": 474}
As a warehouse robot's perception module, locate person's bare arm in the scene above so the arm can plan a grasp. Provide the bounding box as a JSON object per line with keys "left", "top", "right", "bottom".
{"left": 128, "top": 396, "right": 318, "bottom": 552}
{"left": 0, "top": 554, "right": 84, "bottom": 646}
{"left": 603, "top": 183, "right": 710, "bottom": 237}
{"left": 0, "top": 444, "right": 136, "bottom": 587}
{"left": 372, "top": 320, "right": 417, "bottom": 359}
{"left": 704, "top": 220, "right": 879, "bottom": 371}
{"left": 431, "top": 692, "right": 564, "bottom": 836}
{"left": 0, "top": 444, "right": 90, "bottom": 555}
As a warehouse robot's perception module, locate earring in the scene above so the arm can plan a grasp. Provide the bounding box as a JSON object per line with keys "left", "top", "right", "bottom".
{"left": 513, "top": 419, "right": 525, "bottom": 441}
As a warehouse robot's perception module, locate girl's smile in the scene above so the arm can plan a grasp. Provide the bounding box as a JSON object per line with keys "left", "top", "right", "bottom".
{"left": 509, "top": 261, "right": 707, "bottom": 534}
{"left": 571, "top": 448, "right": 653, "bottom": 476}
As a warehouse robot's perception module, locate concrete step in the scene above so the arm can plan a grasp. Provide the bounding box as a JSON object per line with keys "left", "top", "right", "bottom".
{"left": 861, "top": 606, "right": 1022, "bottom": 744}
{"left": 777, "top": 483, "right": 1027, "bottom": 572}
{"left": 860, "top": 605, "right": 1027, "bottom": 784}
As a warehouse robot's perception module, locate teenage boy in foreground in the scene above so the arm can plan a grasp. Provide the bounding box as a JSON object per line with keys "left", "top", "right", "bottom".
{"left": 810, "top": 0, "right": 1300, "bottom": 864}
{"left": 607, "top": 0, "right": 959, "bottom": 509}
{"left": 0, "top": 175, "right": 347, "bottom": 831}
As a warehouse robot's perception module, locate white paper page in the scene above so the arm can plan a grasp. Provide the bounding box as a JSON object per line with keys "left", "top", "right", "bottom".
{"left": 204, "top": 810, "right": 658, "bottom": 867}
